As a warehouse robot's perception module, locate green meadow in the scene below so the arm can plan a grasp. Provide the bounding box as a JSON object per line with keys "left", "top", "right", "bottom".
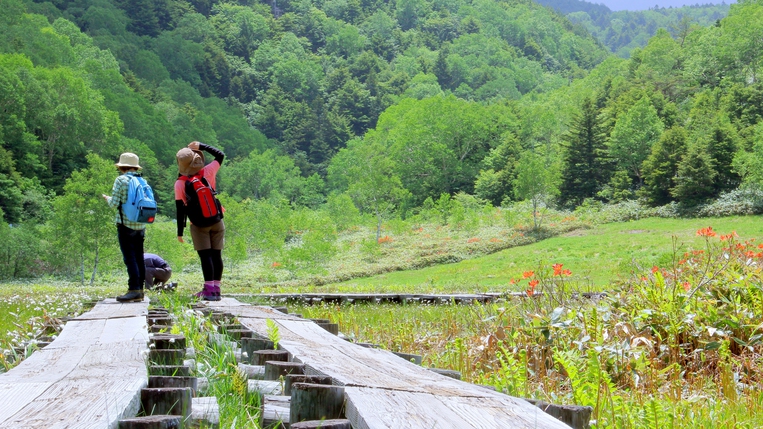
{"left": 319, "top": 215, "right": 763, "bottom": 293}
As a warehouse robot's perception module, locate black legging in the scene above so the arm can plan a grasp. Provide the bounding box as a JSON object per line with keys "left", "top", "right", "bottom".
{"left": 198, "top": 248, "right": 223, "bottom": 281}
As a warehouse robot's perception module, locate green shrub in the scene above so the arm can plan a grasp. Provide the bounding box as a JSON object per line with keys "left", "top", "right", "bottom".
{"left": 697, "top": 187, "right": 763, "bottom": 217}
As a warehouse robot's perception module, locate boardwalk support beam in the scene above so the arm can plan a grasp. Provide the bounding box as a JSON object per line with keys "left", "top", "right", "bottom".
{"left": 289, "top": 383, "right": 345, "bottom": 424}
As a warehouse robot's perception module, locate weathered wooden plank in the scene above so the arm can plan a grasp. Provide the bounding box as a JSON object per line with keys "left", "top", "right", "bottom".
{"left": 344, "top": 388, "right": 474, "bottom": 429}
{"left": 273, "top": 320, "right": 482, "bottom": 395}
{"left": 437, "top": 392, "right": 572, "bottom": 428}
{"left": 0, "top": 383, "right": 51, "bottom": 422}
{"left": 211, "top": 299, "right": 574, "bottom": 429}
{"left": 1, "top": 378, "right": 144, "bottom": 429}
{"left": 205, "top": 300, "right": 305, "bottom": 321}
{"left": 74, "top": 298, "right": 150, "bottom": 320}
{"left": 344, "top": 387, "right": 570, "bottom": 429}
{"left": 238, "top": 293, "right": 498, "bottom": 305}
{"left": 0, "top": 311, "right": 149, "bottom": 428}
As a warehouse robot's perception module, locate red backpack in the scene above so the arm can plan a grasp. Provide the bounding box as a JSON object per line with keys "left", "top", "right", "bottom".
{"left": 182, "top": 173, "right": 223, "bottom": 227}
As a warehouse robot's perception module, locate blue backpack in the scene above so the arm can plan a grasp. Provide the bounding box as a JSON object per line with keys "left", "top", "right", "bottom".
{"left": 121, "top": 175, "right": 157, "bottom": 224}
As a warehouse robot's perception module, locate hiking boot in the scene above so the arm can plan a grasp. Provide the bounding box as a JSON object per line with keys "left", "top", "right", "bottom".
{"left": 116, "top": 290, "right": 144, "bottom": 303}
{"left": 211, "top": 284, "right": 221, "bottom": 299}
{"left": 194, "top": 285, "right": 219, "bottom": 301}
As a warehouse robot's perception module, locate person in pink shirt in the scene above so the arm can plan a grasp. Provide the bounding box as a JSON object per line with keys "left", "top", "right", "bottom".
{"left": 175, "top": 141, "right": 225, "bottom": 301}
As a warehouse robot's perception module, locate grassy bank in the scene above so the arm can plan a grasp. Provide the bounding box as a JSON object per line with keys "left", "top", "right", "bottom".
{"left": 251, "top": 215, "right": 763, "bottom": 294}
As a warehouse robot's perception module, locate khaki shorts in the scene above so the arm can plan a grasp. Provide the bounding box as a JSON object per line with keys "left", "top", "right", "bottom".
{"left": 190, "top": 220, "right": 225, "bottom": 251}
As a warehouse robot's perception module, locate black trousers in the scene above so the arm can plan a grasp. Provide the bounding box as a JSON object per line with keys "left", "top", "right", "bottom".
{"left": 117, "top": 224, "right": 145, "bottom": 290}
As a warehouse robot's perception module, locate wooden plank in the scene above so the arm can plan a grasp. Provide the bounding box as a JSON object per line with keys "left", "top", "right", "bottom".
{"left": 344, "top": 387, "right": 570, "bottom": 429}
{"left": 217, "top": 299, "right": 573, "bottom": 428}
{"left": 205, "top": 300, "right": 305, "bottom": 321}
{"left": 0, "top": 378, "right": 143, "bottom": 429}
{"left": 0, "top": 311, "right": 149, "bottom": 428}
{"left": 273, "top": 320, "right": 482, "bottom": 395}
{"left": 344, "top": 388, "right": 473, "bottom": 429}
{"left": 0, "top": 383, "right": 51, "bottom": 422}
{"left": 73, "top": 298, "right": 149, "bottom": 320}
{"left": 235, "top": 293, "right": 498, "bottom": 305}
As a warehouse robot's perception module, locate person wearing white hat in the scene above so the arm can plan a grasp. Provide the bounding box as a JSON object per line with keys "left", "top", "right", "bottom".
{"left": 102, "top": 152, "right": 147, "bottom": 303}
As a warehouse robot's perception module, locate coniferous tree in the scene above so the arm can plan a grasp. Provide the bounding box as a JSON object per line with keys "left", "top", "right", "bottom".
{"left": 559, "top": 98, "right": 609, "bottom": 207}
{"left": 121, "top": 0, "right": 161, "bottom": 37}
{"left": 671, "top": 144, "right": 717, "bottom": 206}
{"left": 434, "top": 45, "right": 451, "bottom": 89}
{"left": 641, "top": 126, "right": 688, "bottom": 206}
{"left": 705, "top": 121, "right": 740, "bottom": 194}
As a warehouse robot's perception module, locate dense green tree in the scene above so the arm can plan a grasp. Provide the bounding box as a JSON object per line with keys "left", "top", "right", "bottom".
{"left": 716, "top": 1, "right": 763, "bottom": 84}
{"left": 513, "top": 150, "right": 560, "bottom": 230}
{"left": 223, "top": 149, "right": 314, "bottom": 203}
{"left": 326, "top": 24, "right": 367, "bottom": 58}
{"left": 50, "top": 153, "right": 118, "bottom": 284}
{"left": 23, "top": 64, "right": 122, "bottom": 190}
{"left": 395, "top": 0, "right": 427, "bottom": 30}
{"left": 331, "top": 77, "right": 373, "bottom": 135}
{"left": 152, "top": 32, "right": 206, "bottom": 89}
{"left": 327, "top": 138, "right": 409, "bottom": 240}
{"left": 474, "top": 134, "right": 522, "bottom": 206}
{"left": 607, "top": 97, "right": 664, "bottom": 187}
{"left": 0, "top": 220, "right": 46, "bottom": 279}
{"left": 120, "top": 0, "right": 161, "bottom": 37}
{"left": 733, "top": 122, "right": 763, "bottom": 187}
{"left": 671, "top": 143, "right": 717, "bottom": 206}
{"left": 210, "top": 3, "right": 269, "bottom": 61}
{"left": 640, "top": 126, "right": 688, "bottom": 206}
{"left": 559, "top": 98, "right": 609, "bottom": 207}
{"left": 361, "top": 11, "right": 399, "bottom": 61}
{"left": 704, "top": 121, "right": 740, "bottom": 195}
{"left": 373, "top": 95, "right": 515, "bottom": 203}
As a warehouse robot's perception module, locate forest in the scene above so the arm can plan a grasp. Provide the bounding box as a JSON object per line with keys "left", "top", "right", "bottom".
{"left": 2, "top": 0, "right": 763, "bottom": 281}
{"left": 537, "top": 0, "right": 731, "bottom": 56}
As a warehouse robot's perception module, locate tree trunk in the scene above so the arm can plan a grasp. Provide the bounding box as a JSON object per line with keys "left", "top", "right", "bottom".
{"left": 80, "top": 252, "right": 85, "bottom": 286}
{"left": 90, "top": 240, "right": 99, "bottom": 286}
{"left": 375, "top": 207, "right": 382, "bottom": 242}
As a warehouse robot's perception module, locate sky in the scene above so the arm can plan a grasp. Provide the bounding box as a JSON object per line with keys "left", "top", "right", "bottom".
{"left": 594, "top": 0, "right": 736, "bottom": 11}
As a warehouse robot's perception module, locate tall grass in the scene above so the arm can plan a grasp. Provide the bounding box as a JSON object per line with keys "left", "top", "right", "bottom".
{"left": 159, "top": 294, "right": 263, "bottom": 428}
{"left": 285, "top": 224, "right": 763, "bottom": 428}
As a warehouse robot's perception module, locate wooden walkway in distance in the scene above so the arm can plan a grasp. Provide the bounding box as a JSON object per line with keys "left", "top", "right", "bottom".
{"left": 238, "top": 292, "right": 607, "bottom": 305}
{"left": 0, "top": 298, "right": 150, "bottom": 429}
{"left": 208, "top": 298, "right": 572, "bottom": 429}
{"left": 236, "top": 292, "right": 502, "bottom": 305}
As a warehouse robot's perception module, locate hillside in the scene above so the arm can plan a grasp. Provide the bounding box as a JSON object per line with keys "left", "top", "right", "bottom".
{"left": 3, "top": 0, "right": 763, "bottom": 283}
{"left": 536, "top": 0, "right": 730, "bottom": 56}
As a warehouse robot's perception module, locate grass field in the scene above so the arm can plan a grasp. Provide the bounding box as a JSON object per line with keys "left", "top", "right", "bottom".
{"left": 315, "top": 215, "right": 763, "bottom": 293}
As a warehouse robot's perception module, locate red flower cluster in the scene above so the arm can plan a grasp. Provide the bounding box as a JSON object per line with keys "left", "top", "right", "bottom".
{"left": 526, "top": 279, "right": 539, "bottom": 297}
{"left": 553, "top": 263, "right": 572, "bottom": 276}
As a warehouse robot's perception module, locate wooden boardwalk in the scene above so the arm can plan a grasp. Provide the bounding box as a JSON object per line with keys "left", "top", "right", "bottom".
{"left": 0, "top": 298, "right": 150, "bottom": 429}
{"left": 237, "top": 292, "right": 501, "bottom": 305}
{"left": 238, "top": 291, "right": 606, "bottom": 305}
{"left": 208, "top": 298, "right": 572, "bottom": 429}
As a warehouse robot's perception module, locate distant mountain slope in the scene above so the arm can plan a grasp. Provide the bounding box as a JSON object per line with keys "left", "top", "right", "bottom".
{"left": 535, "top": 0, "right": 729, "bottom": 56}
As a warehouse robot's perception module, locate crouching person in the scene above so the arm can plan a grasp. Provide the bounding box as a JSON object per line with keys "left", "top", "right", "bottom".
{"left": 144, "top": 253, "right": 173, "bottom": 290}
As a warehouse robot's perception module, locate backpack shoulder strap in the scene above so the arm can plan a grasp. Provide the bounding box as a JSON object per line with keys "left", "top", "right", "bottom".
{"left": 118, "top": 174, "right": 137, "bottom": 224}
